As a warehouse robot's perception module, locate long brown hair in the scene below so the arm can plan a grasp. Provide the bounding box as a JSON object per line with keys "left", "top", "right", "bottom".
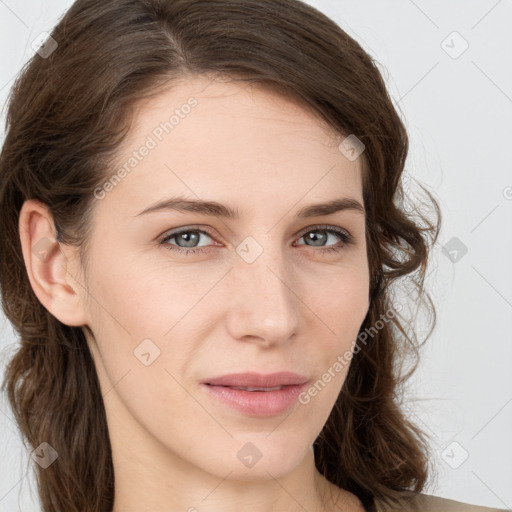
{"left": 0, "top": 1, "right": 442, "bottom": 510}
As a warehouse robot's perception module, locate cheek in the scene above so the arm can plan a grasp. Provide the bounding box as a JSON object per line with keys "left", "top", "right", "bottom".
{"left": 316, "top": 265, "right": 370, "bottom": 338}
{"left": 306, "top": 266, "right": 369, "bottom": 392}
{"left": 86, "top": 246, "right": 211, "bottom": 340}
{"left": 83, "top": 256, "right": 198, "bottom": 442}
{"left": 83, "top": 250, "right": 225, "bottom": 409}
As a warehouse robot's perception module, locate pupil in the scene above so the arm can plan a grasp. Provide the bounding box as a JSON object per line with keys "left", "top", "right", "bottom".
{"left": 179, "top": 232, "right": 198, "bottom": 248}
{"left": 307, "top": 231, "right": 326, "bottom": 246}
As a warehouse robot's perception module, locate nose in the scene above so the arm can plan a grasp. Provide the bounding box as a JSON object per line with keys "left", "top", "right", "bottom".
{"left": 224, "top": 246, "right": 301, "bottom": 347}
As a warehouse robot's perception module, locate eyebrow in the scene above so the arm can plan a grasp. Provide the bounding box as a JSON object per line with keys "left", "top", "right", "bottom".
{"left": 135, "top": 196, "right": 365, "bottom": 219}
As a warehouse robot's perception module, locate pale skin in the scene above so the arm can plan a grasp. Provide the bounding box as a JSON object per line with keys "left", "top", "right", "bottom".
{"left": 19, "top": 74, "right": 370, "bottom": 512}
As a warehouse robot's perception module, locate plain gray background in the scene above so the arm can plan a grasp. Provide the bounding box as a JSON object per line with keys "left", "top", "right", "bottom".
{"left": 1, "top": 1, "right": 511, "bottom": 510}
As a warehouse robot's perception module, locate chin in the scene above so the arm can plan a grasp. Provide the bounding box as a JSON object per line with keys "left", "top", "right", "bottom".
{"left": 219, "top": 455, "right": 304, "bottom": 482}
{"left": 237, "top": 436, "right": 309, "bottom": 479}
{"left": 191, "top": 434, "right": 309, "bottom": 482}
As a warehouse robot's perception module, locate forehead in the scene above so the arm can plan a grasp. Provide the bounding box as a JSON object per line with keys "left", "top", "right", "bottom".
{"left": 99, "top": 75, "right": 364, "bottom": 218}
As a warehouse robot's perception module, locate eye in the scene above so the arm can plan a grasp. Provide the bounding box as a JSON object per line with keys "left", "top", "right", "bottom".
{"left": 158, "top": 225, "right": 354, "bottom": 256}
{"left": 294, "top": 226, "right": 353, "bottom": 253}
{"left": 159, "top": 227, "right": 215, "bottom": 255}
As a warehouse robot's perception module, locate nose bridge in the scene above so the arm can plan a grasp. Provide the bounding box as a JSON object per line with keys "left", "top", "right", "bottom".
{"left": 226, "top": 237, "right": 300, "bottom": 343}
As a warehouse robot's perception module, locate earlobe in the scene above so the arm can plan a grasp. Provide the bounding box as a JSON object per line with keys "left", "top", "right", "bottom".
{"left": 18, "top": 199, "right": 88, "bottom": 327}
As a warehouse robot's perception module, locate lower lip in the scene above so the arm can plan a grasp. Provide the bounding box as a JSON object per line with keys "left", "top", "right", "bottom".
{"left": 201, "top": 383, "right": 308, "bottom": 417}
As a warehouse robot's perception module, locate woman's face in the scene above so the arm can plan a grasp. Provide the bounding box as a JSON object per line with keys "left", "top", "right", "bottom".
{"left": 76, "top": 75, "right": 370, "bottom": 482}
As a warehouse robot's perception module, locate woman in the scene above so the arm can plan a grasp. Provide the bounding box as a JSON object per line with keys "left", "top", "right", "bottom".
{"left": 0, "top": 1, "right": 505, "bottom": 511}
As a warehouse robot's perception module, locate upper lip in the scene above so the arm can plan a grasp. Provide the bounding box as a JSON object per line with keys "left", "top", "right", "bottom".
{"left": 202, "top": 372, "right": 309, "bottom": 388}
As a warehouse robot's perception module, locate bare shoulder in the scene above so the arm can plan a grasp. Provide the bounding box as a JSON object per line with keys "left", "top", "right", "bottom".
{"left": 375, "top": 492, "right": 510, "bottom": 512}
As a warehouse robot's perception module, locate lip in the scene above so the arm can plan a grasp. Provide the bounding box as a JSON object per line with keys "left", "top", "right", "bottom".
{"left": 201, "top": 372, "right": 309, "bottom": 417}
{"left": 202, "top": 371, "right": 309, "bottom": 388}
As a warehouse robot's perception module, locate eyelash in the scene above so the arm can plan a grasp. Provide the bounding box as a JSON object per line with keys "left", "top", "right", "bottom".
{"left": 158, "top": 225, "right": 354, "bottom": 256}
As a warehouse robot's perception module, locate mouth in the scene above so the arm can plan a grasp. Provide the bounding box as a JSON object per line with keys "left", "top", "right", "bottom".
{"left": 205, "top": 384, "right": 286, "bottom": 392}
{"left": 202, "top": 371, "right": 309, "bottom": 389}
{"left": 201, "top": 376, "right": 309, "bottom": 417}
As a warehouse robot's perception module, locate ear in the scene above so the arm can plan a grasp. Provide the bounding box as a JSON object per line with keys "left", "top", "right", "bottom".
{"left": 18, "top": 199, "right": 89, "bottom": 327}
